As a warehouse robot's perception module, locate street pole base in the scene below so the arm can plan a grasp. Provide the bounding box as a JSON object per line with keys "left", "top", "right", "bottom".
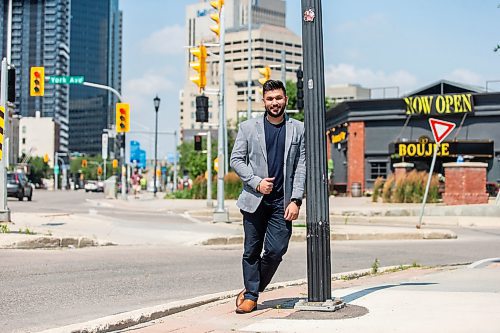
{"left": 0, "top": 209, "right": 11, "bottom": 222}
{"left": 213, "top": 210, "right": 230, "bottom": 223}
{"left": 294, "top": 298, "right": 345, "bottom": 312}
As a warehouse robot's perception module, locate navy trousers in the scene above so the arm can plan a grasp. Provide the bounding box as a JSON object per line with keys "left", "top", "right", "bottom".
{"left": 241, "top": 197, "right": 292, "bottom": 301}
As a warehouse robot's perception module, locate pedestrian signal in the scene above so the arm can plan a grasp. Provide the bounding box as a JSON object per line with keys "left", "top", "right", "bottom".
{"left": 194, "top": 135, "right": 202, "bottom": 151}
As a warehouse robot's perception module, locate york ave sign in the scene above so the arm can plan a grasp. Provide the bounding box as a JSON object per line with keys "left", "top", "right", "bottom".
{"left": 48, "top": 76, "right": 85, "bottom": 84}
{"left": 404, "top": 93, "right": 473, "bottom": 116}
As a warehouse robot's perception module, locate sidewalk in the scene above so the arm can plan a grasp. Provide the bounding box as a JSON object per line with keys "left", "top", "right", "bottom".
{"left": 40, "top": 258, "right": 500, "bottom": 333}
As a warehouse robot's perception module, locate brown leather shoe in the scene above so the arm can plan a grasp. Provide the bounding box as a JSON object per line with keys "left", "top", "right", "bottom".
{"left": 236, "top": 289, "right": 246, "bottom": 308}
{"left": 235, "top": 299, "right": 257, "bottom": 314}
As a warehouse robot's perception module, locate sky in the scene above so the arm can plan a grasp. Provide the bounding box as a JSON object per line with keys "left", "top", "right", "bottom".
{"left": 120, "top": 0, "right": 500, "bottom": 160}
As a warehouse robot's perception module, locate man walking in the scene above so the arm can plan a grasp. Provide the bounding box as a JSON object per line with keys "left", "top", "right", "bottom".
{"left": 230, "top": 80, "right": 306, "bottom": 314}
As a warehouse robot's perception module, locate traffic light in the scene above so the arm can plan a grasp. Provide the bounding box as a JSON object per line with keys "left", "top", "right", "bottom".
{"left": 116, "top": 103, "right": 130, "bottom": 133}
{"left": 112, "top": 159, "right": 118, "bottom": 169}
{"left": 189, "top": 44, "right": 207, "bottom": 90}
{"left": 82, "top": 159, "right": 88, "bottom": 168}
{"left": 8, "top": 67, "right": 16, "bottom": 103}
{"left": 258, "top": 66, "right": 271, "bottom": 85}
{"left": 43, "top": 154, "right": 49, "bottom": 163}
{"left": 296, "top": 67, "right": 304, "bottom": 110}
{"left": 209, "top": 0, "right": 224, "bottom": 37}
{"left": 97, "top": 166, "right": 103, "bottom": 176}
{"left": 194, "top": 135, "right": 202, "bottom": 151}
{"left": 30, "top": 66, "right": 44, "bottom": 96}
{"left": 195, "top": 95, "right": 209, "bottom": 122}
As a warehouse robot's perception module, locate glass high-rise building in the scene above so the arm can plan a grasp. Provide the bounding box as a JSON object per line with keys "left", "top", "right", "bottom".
{"left": 68, "top": 0, "right": 122, "bottom": 155}
{"left": 0, "top": 0, "right": 71, "bottom": 153}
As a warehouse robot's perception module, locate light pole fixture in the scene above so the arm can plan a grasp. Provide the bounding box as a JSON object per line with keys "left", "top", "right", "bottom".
{"left": 153, "top": 95, "right": 160, "bottom": 197}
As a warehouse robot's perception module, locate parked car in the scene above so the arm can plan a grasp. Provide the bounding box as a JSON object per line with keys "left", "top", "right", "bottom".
{"left": 7, "top": 172, "right": 33, "bottom": 201}
{"left": 486, "top": 182, "right": 499, "bottom": 197}
{"left": 84, "top": 180, "right": 104, "bottom": 192}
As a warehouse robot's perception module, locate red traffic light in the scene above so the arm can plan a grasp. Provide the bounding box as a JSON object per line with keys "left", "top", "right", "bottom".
{"left": 34, "top": 71, "right": 41, "bottom": 78}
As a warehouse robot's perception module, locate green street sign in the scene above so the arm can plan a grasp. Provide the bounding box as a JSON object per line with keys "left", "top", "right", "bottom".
{"left": 48, "top": 76, "right": 85, "bottom": 85}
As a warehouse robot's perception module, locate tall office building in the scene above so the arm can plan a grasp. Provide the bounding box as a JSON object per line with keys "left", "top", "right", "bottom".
{"left": 181, "top": 0, "right": 300, "bottom": 141}
{"left": 0, "top": 0, "right": 71, "bottom": 153}
{"left": 68, "top": 0, "right": 122, "bottom": 155}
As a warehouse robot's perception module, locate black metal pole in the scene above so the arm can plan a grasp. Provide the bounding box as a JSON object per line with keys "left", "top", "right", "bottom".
{"left": 153, "top": 109, "right": 158, "bottom": 197}
{"left": 301, "top": 0, "right": 331, "bottom": 302}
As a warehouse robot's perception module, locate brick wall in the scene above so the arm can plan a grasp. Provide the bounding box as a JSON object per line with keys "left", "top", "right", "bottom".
{"left": 347, "top": 122, "right": 365, "bottom": 194}
{"left": 443, "top": 162, "right": 489, "bottom": 205}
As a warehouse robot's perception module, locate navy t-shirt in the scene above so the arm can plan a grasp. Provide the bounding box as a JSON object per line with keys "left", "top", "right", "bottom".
{"left": 264, "top": 116, "right": 286, "bottom": 200}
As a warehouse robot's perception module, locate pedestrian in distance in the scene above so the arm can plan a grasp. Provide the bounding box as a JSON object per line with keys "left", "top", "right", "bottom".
{"left": 230, "top": 79, "right": 306, "bottom": 314}
{"left": 130, "top": 168, "right": 142, "bottom": 199}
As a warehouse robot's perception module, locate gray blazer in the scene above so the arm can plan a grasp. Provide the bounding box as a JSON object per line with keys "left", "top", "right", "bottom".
{"left": 230, "top": 114, "right": 306, "bottom": 213}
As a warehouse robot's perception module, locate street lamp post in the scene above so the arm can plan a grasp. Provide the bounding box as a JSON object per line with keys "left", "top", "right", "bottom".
{"left": 153, "top": 95, "right": 160, "bottom": 198}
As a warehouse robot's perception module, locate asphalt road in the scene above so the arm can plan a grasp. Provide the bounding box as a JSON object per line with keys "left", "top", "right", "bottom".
{"left": 2, "top": 228, "right": 500, "bottom": 332}
{"left": 2, "top": 190, "right": 500, "bottom": 332}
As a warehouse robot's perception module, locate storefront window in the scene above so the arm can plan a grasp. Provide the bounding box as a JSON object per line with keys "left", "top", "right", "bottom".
{"left": 370, "top": 162, "right": 387, "bottom": 180}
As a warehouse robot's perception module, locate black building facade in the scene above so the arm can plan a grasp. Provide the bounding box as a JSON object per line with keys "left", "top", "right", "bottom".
{"left": 326, "top": 80, "right": 500, "bottom": 194}
{"left": 69, "top": 0, "right": 122, "bottom": 155}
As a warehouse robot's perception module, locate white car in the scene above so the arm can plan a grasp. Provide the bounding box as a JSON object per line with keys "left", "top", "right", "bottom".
{"left": 84, "top": 180, "right": 104, "bottom": 192}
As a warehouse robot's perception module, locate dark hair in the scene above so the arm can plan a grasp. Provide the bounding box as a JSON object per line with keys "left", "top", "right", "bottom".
{"left": 262, "top": 80, "right": 286, "bottom": 96}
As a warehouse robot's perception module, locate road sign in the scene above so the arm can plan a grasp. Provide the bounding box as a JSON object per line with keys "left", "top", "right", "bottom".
{"left": 429, "top": 118, "right": 456, "bottom": 144}
{"left": 47, "top": 76, "right": 85, "bottom": 85}
{"left": 102, "top": 133, "right": 108, "bottom": 160}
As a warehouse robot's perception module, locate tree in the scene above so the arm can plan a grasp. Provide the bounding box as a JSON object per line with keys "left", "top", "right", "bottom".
{"left": 27, "top": 157, "right": 51, "bottom": 186}
{"left": 285, "top": 79, "right": 334, "bottom": 121}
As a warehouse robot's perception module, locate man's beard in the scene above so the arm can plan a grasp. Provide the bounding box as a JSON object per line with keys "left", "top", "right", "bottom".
{"left": 266, "top": 104, "right": 286, "bottom": 118}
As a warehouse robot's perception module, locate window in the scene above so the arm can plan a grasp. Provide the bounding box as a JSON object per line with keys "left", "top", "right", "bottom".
{"left": 370, "top": 162, "right": 387, "bottom": 180}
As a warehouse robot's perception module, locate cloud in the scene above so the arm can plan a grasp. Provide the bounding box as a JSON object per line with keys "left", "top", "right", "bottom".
{"left": 141, "top": 25, "right": 185, "bottom": 55}
{"left": 122, "top": 69, "right": 178, "bottom": 124}
{"left": 324, "top": 63, "right": 418, "bottom": 96}
{"left": 444, "top": 69, "right": 483, "bottom": 87}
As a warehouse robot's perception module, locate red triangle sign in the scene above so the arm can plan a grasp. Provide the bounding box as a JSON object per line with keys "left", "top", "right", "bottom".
{"left": 429, "top": 118, "right": 456, "bottom": 144}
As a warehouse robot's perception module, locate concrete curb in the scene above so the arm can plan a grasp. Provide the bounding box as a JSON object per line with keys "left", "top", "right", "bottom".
{"left": 35, "top": 265, "right": 419, "bottom": 333}
{"left": 201, "top": 229, "right": 457, "bottom": 245}
{"left": 0, "top": 236, "right": 115, "bottom": 249}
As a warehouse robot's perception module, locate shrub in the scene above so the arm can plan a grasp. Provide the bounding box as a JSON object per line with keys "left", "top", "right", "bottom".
{"left": 427, "top": 173, "right": 440, "bottom": 203}
{"left": 392, "top": 178, "right": 406, "bottom": 203}
{"left": 372, "top": 177, "right": 384, "bottom": 202}
{"left": 382, "top": 175, "right": 395, "bottom": 203}
{"left": 223, "top": 171, "right": 243, "bottom": 199}
{"left": 191, "top": 175, "right": 208, "bottom": 199}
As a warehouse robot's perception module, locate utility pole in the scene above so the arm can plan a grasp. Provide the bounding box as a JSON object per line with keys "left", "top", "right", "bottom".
{"left": 206, "top": 128, "right": 212, "bottom": 207}
{"left": 0, "top": 58, "right": 10, "bottom": 222}
{"left": 214, "top": 4, "right": 229, "bottom": 222}
{"left": 246, "top": 0, "right": 253, "bottom": 120}
{"left": 295, "top": 0, "right": 343, "bottom": 312}
{"left": 82, "top": 81, "right": 126, "bottom": 199}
